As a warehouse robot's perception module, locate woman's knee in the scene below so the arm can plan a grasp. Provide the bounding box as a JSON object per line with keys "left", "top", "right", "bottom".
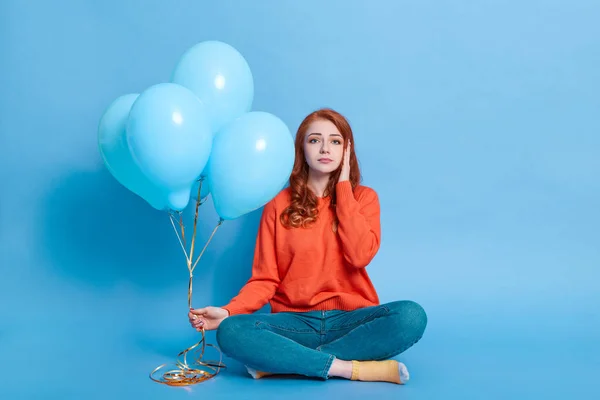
{"left": 386, "top": 300, "right": 428, "bottom": 338}
{"left": 216, "top": 314, "right": 257, "bottom": 355}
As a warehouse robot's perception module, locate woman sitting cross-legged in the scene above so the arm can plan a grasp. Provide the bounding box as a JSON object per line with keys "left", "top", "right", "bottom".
{"left": 188, "top": 108, "right": 427, "bottom": 384}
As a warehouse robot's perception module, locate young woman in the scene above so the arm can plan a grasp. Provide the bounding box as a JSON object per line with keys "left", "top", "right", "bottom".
{"left": 188, "top": 108, "right": 427, "bottom": 384}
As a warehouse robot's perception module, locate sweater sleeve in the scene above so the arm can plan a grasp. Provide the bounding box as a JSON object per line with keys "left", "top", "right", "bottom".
{"left": 222, "top": 199, "right": 280, "bottom": 316}
{"left": 335, "top": 181, "right": 381, "bottom": 268}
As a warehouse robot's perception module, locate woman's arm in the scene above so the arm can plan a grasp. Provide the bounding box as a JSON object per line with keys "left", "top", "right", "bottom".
{"left": 222, "top": 200, "right": 280, "bottom": 316}
{"left": 335, "top": 181, "right": 381, "bottom": 268}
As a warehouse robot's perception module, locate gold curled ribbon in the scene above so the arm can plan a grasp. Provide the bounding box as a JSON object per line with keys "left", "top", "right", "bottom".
{"left": 149, "top": 327, "right": 226, "bottom": 386}
{"left": 151, "top": 178, "right": 226, "bottom": 386}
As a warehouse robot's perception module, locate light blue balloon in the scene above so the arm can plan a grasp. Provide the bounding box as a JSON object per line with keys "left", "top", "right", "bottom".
{"left": 97, "top": 94, "right": 167, "bottom": 211}
{"left": 126, "top": 83, "right": 212, "bottom": 211}
{"left": 171, "top": 41, "right": 254, "bottom": 134}
{"left": 208, "top": 112, "right": 295, "bottom": 220}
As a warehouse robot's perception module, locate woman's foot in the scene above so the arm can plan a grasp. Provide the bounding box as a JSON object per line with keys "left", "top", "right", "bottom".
{"left": 246, "top": 366, "right": 274, "bottom": 379}
{"left": 329, "top": 359, "right": 410, "bottom": 384}
{"left": 247, "top": 360, "right": 410, "bottom": 384}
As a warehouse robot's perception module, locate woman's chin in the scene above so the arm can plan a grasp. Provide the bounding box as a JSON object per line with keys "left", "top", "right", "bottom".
{"left": 308, "top": 164, "right": 340, "bottom": 176}
{"left": 311, "top": 169, "right": 335, "bottom": 177}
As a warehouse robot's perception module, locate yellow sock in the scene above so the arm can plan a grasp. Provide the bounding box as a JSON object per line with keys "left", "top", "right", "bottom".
{"left": 350, "top": 360, "right": 407, "bottom": 384}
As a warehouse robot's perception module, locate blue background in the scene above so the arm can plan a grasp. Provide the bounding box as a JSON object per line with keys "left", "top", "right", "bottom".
{"left": 1, "top": 1, "right": 598, "bottom": 399}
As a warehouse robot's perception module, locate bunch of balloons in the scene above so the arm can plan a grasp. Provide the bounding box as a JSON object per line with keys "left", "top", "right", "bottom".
{"left": 97, "top": 41, "right": 294, "bottom": 220}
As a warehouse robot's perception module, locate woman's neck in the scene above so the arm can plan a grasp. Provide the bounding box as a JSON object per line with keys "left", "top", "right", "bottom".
{"left": 307, "top": 170, "right": 330, "bottom": 198}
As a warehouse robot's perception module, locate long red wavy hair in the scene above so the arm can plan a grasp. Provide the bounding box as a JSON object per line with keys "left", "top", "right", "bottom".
{"left": 280, "top": 108, "right": 361, "bottom": 229}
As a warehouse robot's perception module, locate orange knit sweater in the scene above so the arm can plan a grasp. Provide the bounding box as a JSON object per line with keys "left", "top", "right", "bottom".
{"left": 222, "top": 181, "right": 381, "bottom": 316}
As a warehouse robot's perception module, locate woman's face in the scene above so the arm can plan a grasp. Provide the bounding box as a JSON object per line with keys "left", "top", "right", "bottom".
{"left": 303, "top": 119, "right": 345, "bottom": 176}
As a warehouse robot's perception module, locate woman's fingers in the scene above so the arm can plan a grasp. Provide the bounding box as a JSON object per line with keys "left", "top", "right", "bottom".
{"left": 193, "top": 318, "right": 205, "bottom": 327}
{"left": 190, "top": 307, "right": 208, "bottom": 316}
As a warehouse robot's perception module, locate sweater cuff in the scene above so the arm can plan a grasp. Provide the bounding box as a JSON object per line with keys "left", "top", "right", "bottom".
{"left": 335, "top": 181, "right": 358, "bottom": 214}
{"left": 336, "top": 180, "right": 354, "bottom": 201}
{"left": 221, "top": 304, "right": 244, "bottom": 317}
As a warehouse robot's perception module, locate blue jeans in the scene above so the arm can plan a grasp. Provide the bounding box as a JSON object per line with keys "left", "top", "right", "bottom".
{"left": 216, "top": 300, "right": 427, "bottom": 379}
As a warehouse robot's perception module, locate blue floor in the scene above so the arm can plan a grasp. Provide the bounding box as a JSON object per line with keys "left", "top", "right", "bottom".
{"left": 2, "top": 296, "right": 598, "bottom": 399}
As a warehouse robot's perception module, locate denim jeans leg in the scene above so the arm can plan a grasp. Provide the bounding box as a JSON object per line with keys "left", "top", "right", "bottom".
{"left": 216, "top": 312, "right": 335, "bottom": 379}
{"left": 318, "top": 300, "right": 428, "bottom": 361}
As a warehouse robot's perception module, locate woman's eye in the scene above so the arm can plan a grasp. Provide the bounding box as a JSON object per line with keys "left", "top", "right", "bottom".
{"left": 332, "top": 140, "right": 341, "bottom": 145}
{"left": 309, "top": 138, "right": 319, "bottom": 143}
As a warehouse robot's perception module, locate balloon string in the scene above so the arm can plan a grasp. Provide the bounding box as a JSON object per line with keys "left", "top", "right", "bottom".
{"left": 187, "top": 219, "right": 224, "bottom": 307}
{"left": 152, "top": 184, "right": 227, "bottom": 386}
{"left": 180, "top": 212, "right": 187, "bottom": 249}
{"left": 188, "top": 273, "right": 193, "bottom": 311}
{"left": 188, "top": 179, "right": 204, "bottom": 274}
{"left": 191, "top": 219, "right": 223, "bottom": 274}
{"left": 169, "top": 213, "right": 190, "bottom": 264}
